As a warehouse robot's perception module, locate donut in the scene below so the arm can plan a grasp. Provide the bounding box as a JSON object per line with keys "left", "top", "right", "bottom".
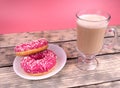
{"left": 20, "top": 49, "right": 57, "bottom": 76}
{"left": 14, "top": 38, "right": 48, "bottom": 56}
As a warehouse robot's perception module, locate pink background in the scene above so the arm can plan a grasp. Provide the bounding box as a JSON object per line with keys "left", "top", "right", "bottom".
{"left": 0, "top": 0, "right": 120, "bottom": 34}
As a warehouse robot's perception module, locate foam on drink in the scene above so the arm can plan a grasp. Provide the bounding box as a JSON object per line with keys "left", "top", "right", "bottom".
{"left": 77, "top": 14, "right": 108, "bottom": 29}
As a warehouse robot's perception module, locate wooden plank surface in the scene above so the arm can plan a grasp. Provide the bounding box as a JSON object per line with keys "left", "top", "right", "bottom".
{"left": 0, "top": 26, "right": 120, "bottom": 48}
{"left": 0, "top": 27, "right": 120, "bottom": 67}
{"left": 0, "top": 54, "right": 120, "bottom": 88}
{"left": 0, "top": 26, "right": 120, "bottom": 88}
{"left": 0, "top": 29, "right": 76, "bottom": 47}
{"left": 0, "top": 39, "right": 120, "bottom": 67}
{"left": 79, "top": 81, "right": 120, "bottom": 88}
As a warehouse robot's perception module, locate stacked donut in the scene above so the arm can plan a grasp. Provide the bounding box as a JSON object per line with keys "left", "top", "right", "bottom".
{"left": 14, "top": 38, "right": 57, "bottom": 76}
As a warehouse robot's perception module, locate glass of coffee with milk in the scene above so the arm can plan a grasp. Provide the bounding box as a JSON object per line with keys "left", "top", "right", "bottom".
{"left": 76, "top": 9, "right": 118, "bottom": 71}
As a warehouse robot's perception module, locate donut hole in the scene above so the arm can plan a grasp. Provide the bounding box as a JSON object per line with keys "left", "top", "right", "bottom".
{"left": 30, "top": 53, "right": 45, "bottom": 60}
{"left": 35, "top": 55, "right": 45, "bottom": 60}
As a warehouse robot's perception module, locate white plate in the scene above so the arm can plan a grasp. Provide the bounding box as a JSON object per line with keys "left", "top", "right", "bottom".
{"left": 13, "top": 44, "right": 67, "bottom": 80}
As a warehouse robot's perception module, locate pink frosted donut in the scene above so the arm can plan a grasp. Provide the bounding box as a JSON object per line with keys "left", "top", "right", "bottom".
{"left": 14, "top": 38, "right": 48, "bottom": 56}
{"left": 20, "top": 49, "right": 57, "bottom": 76}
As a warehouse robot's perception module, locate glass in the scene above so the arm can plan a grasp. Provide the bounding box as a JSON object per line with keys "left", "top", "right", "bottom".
{"left": 76, "top": 9, "right": 118, "bottom": 71}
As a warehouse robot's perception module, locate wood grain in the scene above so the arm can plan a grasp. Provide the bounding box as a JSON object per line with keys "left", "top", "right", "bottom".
{"left": 79, "top": 81, "right": 120, "bottom": 88}
{"left": 0, "top": 26, "right": 120, "bottom": 88}
{"left": 0, "top": 54, "right": 120, "bottom": 88}
{"left": 0, "top": 26, "right": 120, "bottom": 48}
{"left": 0, "top": 39, "right": 120, "bottom": 67}
{"left": 0, "top": 29, "right": 76, "bottom": 47}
